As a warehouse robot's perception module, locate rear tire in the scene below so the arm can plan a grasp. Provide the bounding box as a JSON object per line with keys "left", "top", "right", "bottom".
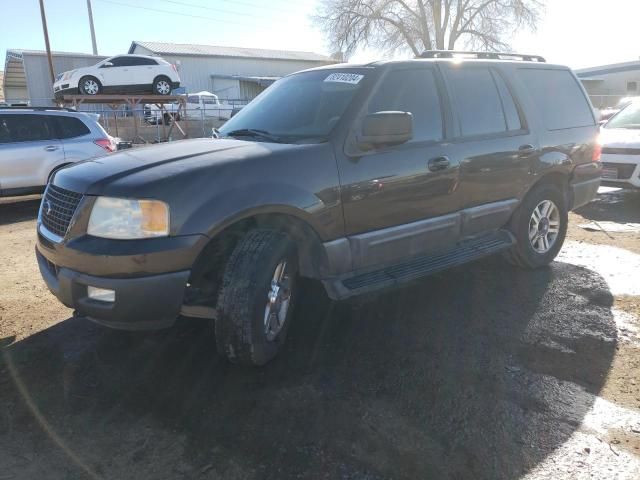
{"left": 215, "top": 229, "right": 298, "bottom": 366}
{"left": 152, "top": 76, "right": 172, "bottom": 95}
{"left": 79, "top": 76, "right": 101, "bottom": 95}
{"left": 505, "top": 183, "right": 568, "bottom": 269}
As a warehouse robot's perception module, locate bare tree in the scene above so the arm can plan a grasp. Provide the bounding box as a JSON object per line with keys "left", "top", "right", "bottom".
{"left": 314, "top": 0, "right": 544, "bottom": 58}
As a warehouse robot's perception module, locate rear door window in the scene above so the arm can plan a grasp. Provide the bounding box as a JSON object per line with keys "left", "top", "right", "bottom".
{"left": 447, "top": 67, "right": 509, "bottom": 137}
{"left": 52, "top": 116, "right": 91, "bottom": 139}
{"left": 367, "top": 68, "right": 443, "bottom": 142}
{"left": 518, "top": 68, "right": 594, "bottom": 130}
{"left": 0, "top": 114, "right": 55, "bottom": 143}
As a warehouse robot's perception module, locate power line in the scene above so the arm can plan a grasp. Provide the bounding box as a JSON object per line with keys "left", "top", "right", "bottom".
{"left": 94, "top": 0, "right": 287, "bottom": 28}
{"left": 158, "top": 0, "right": 301, "bottom": 16}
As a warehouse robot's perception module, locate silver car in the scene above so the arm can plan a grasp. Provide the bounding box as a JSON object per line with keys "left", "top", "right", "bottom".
{"left": 0, "top": 108, "right": 115, "bottom": 197}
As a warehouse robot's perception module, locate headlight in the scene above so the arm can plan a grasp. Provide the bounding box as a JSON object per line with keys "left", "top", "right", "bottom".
{"left": 87, "top": 197, "right": 170, "bottom": 239}
{"left": 63, "top": 70, "right": 77, "bottom": 80}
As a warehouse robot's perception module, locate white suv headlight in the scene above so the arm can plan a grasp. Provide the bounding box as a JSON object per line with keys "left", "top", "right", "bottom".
{"left": 87, "top": 197, "right": 170, "bottom": 239}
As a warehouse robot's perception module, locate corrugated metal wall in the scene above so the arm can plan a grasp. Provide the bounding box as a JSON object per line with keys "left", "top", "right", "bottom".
{"left": 132, "top": 45, "right": 330, "bottom": 99}
{"left": 23, "top": 53, "right": 107, "bottom": 106}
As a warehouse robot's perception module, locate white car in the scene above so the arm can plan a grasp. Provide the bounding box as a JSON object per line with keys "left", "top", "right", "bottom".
{"left": 144, "top": 91, "right": 236, "bottom": 124}
{"left": 53, "top": 55, "right": 181, "bottom": 98}
{"left": 600, "top": 100, "right": 640, "bottom": 189}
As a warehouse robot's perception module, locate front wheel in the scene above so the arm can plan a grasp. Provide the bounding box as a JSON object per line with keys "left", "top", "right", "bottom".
{"left": 505, "top": 183, "right": 568, "bottom": 269}
{"left": 79, "top": 76, "right": 101, "bottom": 95}
{"left": 215, "top": 230, "right": 298, "bottom": 366}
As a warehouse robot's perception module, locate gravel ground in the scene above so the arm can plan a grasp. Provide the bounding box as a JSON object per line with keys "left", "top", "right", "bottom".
{"left": 0, "top": 188, "right": 639, "bottom": 479}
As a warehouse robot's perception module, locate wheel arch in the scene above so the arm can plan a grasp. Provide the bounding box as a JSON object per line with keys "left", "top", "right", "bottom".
{"left": 187, "top": 209, "right": 330, "bottom": 302}
{"left": 530, "top": 170, "right": 571, "bottom": 207}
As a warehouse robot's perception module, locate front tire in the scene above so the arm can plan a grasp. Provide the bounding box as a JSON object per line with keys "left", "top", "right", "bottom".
{"left": 215, "top": 229, "right": 298, "bottom": 366}
{"left": 79, "top": 76, "right": 101, "bottom": 95}
{"left": 153, "top": 76, "right": 172, "bottom": 95}
{"left": 505, "top": 183, "right": 568, "bottom": 269}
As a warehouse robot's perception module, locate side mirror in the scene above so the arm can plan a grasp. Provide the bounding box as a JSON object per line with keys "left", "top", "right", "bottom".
{"left": 358, "top": 111, "right": 413, "bottom": 149}
{"left": 101, "top": 61, "right": 114, "bottom": 68}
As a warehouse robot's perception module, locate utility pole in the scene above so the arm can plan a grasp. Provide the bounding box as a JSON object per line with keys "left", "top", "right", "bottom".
{"left": 38, "top": 0, "right": 55, "bottom": 83}
{"left": 86, "top": 0, "right": 98, "bottom": 55}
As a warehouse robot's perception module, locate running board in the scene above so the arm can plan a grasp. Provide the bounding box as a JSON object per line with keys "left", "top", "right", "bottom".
{"left": 323, "top": 230, "right": 515, "bottom": 300}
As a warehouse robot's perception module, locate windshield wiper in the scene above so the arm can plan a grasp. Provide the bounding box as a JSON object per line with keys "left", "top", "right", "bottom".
{"left": 225, "top": 129, "right": 284, "bottom": 143}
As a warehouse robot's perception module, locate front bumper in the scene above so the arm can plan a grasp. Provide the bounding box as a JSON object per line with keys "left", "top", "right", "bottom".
{"left": 37, "top": 249, "right": 190, "bottom": 330}
{"left": 600, "top": 155, "right": 640, "bottom": 189}
{"left": 36, "top": 218, "right": 208, "bottom": 329}
{"left": 54, "top": 86, "right": 78, "bottom": 98}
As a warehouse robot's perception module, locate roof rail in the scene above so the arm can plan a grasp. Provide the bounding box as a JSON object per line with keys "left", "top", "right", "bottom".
{"left": 0, "top": 106, "right": 78, "bottom": 112}
{"left": 420, "top": 50, "right": 546, "bottom": 63}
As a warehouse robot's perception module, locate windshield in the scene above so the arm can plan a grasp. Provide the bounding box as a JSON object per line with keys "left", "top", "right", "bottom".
{"left": 218, "top": 69, "right": 369, "bottom": 143}
{"left": 605, "top": 102, "right": 640, "bottom": 129}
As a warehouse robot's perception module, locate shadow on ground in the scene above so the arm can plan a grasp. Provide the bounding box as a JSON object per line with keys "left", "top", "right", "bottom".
{"left": 0, "top": 259, "right": 617, "bottom": 479}
{"left": 0, "top": 197, "right": 40, "bottom": 226}
{"left": 575, "top": 188, "right": 640, "bottom": 223}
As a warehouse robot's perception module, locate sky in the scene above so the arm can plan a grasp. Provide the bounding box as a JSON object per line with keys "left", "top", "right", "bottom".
{"left": 1, "top": 0, "right": 639, "bottom": 70}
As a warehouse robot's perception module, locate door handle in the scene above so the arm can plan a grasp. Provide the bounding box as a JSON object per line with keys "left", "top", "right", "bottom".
{"left": 428, "top": 156, "right": 450, "bottom": 172}
{"left": 44, "top": 145, "right": 59, "bottom": 152}
{"left": 518, "top": 144, "right": 536, "bottom": 155}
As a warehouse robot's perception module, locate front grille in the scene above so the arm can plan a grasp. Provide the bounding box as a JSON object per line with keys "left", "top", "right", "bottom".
{"left": 40, "top": 185, "right": 83, "bottom": 238}
{"left": 601, "top": 162, "right": 637, "bottom": 180}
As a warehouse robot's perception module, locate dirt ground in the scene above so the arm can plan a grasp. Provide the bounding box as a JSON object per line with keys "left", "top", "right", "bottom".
{"left": 0, "top": 188, "right": 639, "bottom": 479}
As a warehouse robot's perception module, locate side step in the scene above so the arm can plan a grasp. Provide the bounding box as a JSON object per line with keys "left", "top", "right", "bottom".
{"left": 324, "top": 230, "right": 515, "bottom": 300}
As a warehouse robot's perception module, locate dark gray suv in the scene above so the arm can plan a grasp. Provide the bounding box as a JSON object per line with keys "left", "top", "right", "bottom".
{"left": 36, "top": 52, "right": 602, "bottom": 366}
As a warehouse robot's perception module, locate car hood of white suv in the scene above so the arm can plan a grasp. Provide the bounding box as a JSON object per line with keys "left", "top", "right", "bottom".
{"left": 600, "top": 127, "right": 640, "bottom": 148}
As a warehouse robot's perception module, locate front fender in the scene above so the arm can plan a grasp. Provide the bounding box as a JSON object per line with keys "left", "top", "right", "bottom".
{"left": 178, "top": 182, "right": 343, "bottom": 241}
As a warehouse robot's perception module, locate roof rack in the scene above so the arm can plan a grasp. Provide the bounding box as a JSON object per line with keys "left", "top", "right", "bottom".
{"left": 0, "top": 106, "right": 78, "bottom": 112}
{"left": 420, "top": 50, "right": 546, "bottom": 63}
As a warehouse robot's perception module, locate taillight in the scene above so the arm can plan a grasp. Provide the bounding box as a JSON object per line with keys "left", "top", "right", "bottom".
{"left": 592, "top": 143, "right": 602, "bottom": 162}
{"left": 94, "top": 138, "right": 115, "bottom": 153}
{"left": 171, "top": 64, "right": 177, "bottom": 72}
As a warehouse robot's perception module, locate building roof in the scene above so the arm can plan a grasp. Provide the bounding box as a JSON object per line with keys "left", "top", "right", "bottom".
{"left": 575, "top": 60, "right": 640, "bottom": 78}
{"left": 6, "top": 48, "right": 106, "bottom": 58}
{"left": 129, "top": 41, "right": 333, "bottom": 62}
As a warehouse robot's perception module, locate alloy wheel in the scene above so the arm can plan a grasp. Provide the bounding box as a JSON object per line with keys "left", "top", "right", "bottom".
{"left": 263, "top": 260, "right": 292, "bottom": 341}
{"left": 529, "top": 199, "right": 561, "bottom": 253}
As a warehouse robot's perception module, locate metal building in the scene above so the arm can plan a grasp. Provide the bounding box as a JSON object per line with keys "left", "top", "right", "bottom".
{"left": 2, "top": 49, "right": 107, "bottom": 106}
{"left": 128, "top": 41, "right": 337, "bottom": 101}
{"left": 576, "top": 60, "right": 640, "bottom": 108}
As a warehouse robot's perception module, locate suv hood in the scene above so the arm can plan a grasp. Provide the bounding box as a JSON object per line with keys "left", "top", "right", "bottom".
{"left": 600, "top": 128, "right": 640, "bottom": 148}
{"left": 53, "top": 138, "right": 314, "bottom": 197}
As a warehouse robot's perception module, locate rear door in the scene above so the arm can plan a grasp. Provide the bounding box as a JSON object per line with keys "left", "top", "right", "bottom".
{"left": 0, "top": 114, "right": 63, "bottom": 192}
{"left": 440, "top": 64, "right": 538, "bottom": 237}
{"left": 338, "top": 65, "right": 462, "bottom": 270}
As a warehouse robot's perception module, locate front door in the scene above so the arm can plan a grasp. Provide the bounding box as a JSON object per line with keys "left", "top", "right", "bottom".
{"left": 98, "top": 56, "right": 133, "bottom": 90}
{"left": 338, "top": 66, "right": 462, "bottom": 270}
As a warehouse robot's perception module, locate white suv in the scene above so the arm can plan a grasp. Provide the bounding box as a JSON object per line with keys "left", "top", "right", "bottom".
{"left": 0, "top": 108, "right": 115, "bottom": 197}
{"left": 600, "top": 100, "right": 640, "bottom": 189}
{"left": 53, "top": 55, "right": 181, "bottom": 98}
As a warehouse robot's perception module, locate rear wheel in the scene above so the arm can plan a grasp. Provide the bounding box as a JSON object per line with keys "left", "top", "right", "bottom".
{"left": 505, "top": 183, "right": 568, "bottom": 269}
{"left": 79, "top": 76, "right": 101, "bottom": 95}
{"left": 153, "top": 76, "right": 172, "bottom": 95}
{"left": 215, "top": 229, "right": 298, "bottom": 366}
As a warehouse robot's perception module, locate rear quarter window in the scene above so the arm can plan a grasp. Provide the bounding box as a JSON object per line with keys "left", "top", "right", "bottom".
{"left": 53, "top": 116, "right": 91, "bottom": 139}
{"left": 518, "top": 68, "right": 594, "bottom": 130}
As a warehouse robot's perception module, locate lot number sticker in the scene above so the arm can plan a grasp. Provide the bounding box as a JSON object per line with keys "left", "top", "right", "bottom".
{"left": 324, "top": 73, "right": 364, "bottom": 84}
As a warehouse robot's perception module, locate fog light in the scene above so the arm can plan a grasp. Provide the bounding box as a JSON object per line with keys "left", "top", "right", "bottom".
{"left": 87, "top": 286, "right": 115, "bottom": 303}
